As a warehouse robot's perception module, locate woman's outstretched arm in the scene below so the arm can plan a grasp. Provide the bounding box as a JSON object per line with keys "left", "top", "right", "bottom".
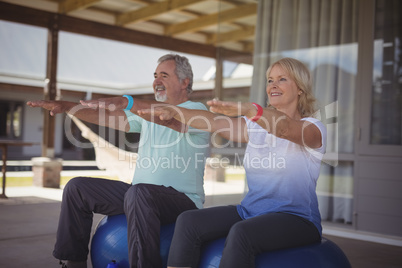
{"left": 207, "top": 99, "right": 322, "bottom": 149}
{"left": 138, "top": 104, "right": 248, "bottom": 143}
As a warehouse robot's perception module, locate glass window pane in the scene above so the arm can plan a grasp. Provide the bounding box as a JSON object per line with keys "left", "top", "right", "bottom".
{"left": 251, "top": 0, "right": 359, "bottom": 226}
{"left": 0, "top": 101, "right": 11, "bottom": 138}
{"left": 252, "top": 0, "right": 359, "bottom": 155}
{"left": 0, "top": 101, "right": 23, "bottom": 139}
{"left": 277, "top": 44, "right": 358, "bottom": 155}
{"left": 317, "top": 162, "right": 354, "bottom": 224}
{"left": 371, "top": 0, "right": 402, "bottom": 145}
{"left": 13, "top": 104, "right": 22, "bottom": 138}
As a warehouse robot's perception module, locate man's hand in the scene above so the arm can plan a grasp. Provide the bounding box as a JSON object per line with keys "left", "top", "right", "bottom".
{"left": 80, "top": 97, "right": 128, "bottom": 111}
{"left": 207, "top": 99, "right": 254, "bottom": 117}
{"left": 138, "top": 106, "right": 188, "bottom": 133}
{"left": 156, "top": 118, "right": 188, "bottom": 133}
{"left": 27, "top": 100, "right": 70, "bottom": 116}
{"left": 137, "top": 105, "right": 179, "bottom": 121}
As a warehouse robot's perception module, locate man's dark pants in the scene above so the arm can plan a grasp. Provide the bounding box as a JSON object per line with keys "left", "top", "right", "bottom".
{"left": 53, "top": 177, "right": 197, "bottom": 268}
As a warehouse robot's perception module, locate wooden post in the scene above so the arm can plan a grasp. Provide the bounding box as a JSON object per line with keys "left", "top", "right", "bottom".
{"left": 214, "top": 47, "right": 224, "bottom": 101}
{"left": 212, "top": 48, "right": 226, "bottom": 181}
{"left": 42, "top": 15, "right": 59, "bottom": 158}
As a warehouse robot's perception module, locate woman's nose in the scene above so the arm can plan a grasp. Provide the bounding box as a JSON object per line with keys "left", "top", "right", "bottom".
{"left": 268, "top": 81, "right": 278, "bottom": 88}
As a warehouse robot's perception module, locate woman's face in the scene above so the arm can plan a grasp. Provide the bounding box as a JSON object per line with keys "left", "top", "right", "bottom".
{"left": 266, "top": 65, "right": 300, "bottom": 114}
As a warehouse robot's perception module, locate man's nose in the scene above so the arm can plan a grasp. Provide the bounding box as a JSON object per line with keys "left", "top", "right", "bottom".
{"left": 154, "top": 80, "right": 164, "bottom": 88}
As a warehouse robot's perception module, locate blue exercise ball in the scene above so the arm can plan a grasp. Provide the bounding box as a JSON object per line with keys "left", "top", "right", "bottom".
{"left": 91, "top": 215, "right": 351, "bottom": 268}
{"left": 199, "top": 237, "right": 351, "bottom": 268}
{"left": 90, "top": 214, "right": 175, "bottom": 268}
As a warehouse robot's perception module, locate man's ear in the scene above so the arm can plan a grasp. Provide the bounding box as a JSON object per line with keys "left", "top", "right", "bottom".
{"left": 181, "top": 78, "right": 190, "bottom": 91}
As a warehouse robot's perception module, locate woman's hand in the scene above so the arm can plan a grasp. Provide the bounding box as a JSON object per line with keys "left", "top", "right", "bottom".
{"left": 207, "top": 99, "right": 256, "bottom": 118}
{"left": 140, "top": 103, "right": 249, "bottom": 142}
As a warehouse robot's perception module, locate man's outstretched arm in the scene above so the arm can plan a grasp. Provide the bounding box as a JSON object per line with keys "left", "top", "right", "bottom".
{"left": 27, "top": 100, "right": 129, "bottom": 131}
{"left": 80, "top": 96, "right": 188, "bottom": 133}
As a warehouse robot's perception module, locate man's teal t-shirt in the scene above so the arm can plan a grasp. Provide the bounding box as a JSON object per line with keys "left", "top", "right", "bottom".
{"left": 124, "top": 101, "right": 210, "bottom": 208}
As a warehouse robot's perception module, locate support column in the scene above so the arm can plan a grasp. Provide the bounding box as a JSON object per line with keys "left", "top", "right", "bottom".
{"left": 211, "top": 47, "right": 226, "bottom": 181}
{"left": 34, "top": 15, "right": 63, "bottom": 189}
{"left": 42, "top": 15, "right": 59, "bottom": 158}
{"left": 214, "top": 47, "right": 224, "bottom": 101}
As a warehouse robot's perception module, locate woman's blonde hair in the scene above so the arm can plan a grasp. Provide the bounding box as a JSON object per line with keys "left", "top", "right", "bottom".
{"left": 266, "top": 57, "right": 317, "bottom": 118}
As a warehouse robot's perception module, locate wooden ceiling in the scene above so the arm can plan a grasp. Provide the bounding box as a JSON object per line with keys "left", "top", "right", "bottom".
{"left": 0, "top": 0, "right": 257, "bottom": 58}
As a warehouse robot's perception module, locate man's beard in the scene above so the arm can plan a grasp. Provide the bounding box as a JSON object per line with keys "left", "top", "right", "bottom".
{"left": 155, "top": 85, "right": 167, "bottom": 102}
{"left": 155, "top": 91, "right": 167, "bottom": 102}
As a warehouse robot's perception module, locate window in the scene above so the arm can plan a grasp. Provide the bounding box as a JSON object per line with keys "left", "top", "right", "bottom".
{"left": 370, "top": 0, "right": 402, "bottom": 145}
{"left": 251, "top": 0, "right": 359, "bottom": 225}
{"left": 0, "top": 100, "right": 23, "bottom": 139}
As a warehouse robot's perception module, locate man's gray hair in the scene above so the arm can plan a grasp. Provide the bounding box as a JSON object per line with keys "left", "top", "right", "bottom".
{"left": 158, "top": 54, "right": 193, "bottom": 94}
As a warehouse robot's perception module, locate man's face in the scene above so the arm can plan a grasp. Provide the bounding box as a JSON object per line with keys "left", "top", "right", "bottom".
{"left": 153, "top": 60, "right": 186, "bottom": 104}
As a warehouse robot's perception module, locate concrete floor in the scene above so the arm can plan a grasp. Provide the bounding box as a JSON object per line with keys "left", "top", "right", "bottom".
{"left": 0, "top": 186, "right": 401, "bottom": 268}
{"left": 326, "top": 234, "right": 402, "bottom": 268}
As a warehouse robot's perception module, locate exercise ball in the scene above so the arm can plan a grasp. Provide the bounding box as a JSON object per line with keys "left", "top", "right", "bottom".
{"left": 90, "top": 214, "right": 175, "bottom": 268}
{"left": 91, "top": 215, "right": 351, "bottom": 268}
{"left": 199, "top": 237, "right": 351, "bottom": 268}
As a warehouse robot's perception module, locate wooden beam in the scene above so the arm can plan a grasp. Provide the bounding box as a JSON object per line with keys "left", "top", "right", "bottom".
{"left": 208, "top": 25, "right": 255, "bottom": 45}
{"left": 243, "top": 41, "right": 254, "bottom": 54}
{"left": 59, "top": 0, "right": 101, "bottom": 14}
{"left": 217, "top": 47, "right": 253, "bottom": 65}
{"left": 59, "top": 15, "right": 217, "bottom": 58}
{"left": 116, "top": 0, "right": 200, "bottom": 26}
{"left": 0, "top": 2, "right": 216, "bottom": 58}
{"left": 165, "top": 3, "right": 257, "bottom": 36}
{"left": 0, "top": 2, "right": 54, "bottom": 27}
{"left": 0, "top": 83, "right": 42, "bottom": 93}
{"left": 0, "top": 83, "right": 119, "bottom": 99}
{"left": 0, "top": 2, "right": 252, "bottom": 61}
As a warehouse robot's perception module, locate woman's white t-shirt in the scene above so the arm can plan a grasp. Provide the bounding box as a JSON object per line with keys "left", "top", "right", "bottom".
{"left": 237, "top": 117, "right": 327, "bottom": 235}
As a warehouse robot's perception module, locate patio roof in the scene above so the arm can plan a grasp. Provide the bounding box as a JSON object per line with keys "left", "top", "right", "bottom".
{"left": 0, "top": 0, "right": 255, "bottom": 96}
{"left": 0, "top": 0, "right": 256, "bottom": 56}
{"left": 0, "top": 0, "right": 256, "bottom": 157}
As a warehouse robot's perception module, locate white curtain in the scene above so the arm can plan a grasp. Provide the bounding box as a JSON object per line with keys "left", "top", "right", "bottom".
{"left": 250, "top": 0, "right": 358, "bottom": 224}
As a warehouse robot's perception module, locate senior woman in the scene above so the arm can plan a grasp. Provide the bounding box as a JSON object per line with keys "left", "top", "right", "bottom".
{"left": 139, "top": 57, "right": 326, "bottom": 268}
